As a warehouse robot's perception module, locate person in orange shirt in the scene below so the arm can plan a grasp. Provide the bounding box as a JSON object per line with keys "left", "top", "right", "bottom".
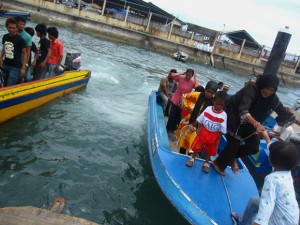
{"left": 47, "top": 27, "right": 64, "bottom": 77}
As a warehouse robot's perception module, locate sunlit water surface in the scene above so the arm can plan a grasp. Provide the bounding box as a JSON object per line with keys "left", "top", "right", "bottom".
{"left": 0, "top": 18, "right": 299, "bottom": 224}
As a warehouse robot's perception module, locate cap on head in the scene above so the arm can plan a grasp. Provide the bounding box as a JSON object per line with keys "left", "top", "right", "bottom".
{"left": 223, "top": 84, "right": 230, "bottom": 90}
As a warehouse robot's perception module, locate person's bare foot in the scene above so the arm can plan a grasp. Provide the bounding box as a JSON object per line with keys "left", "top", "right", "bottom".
{"left": 231, "top": 159, "right": 239, "bottom": 174}
{"left": 231, "top": 212, "right": 240, "bottom": 222}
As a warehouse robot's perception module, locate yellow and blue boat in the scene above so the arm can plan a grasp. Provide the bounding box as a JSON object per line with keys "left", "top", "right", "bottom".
{"left": 0, "top": 70, "right": 91, "bottom": 124}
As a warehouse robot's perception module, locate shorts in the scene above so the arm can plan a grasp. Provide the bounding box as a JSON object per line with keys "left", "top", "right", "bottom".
{"left": 190, "top": 127, "right": 219, "bottom": 156}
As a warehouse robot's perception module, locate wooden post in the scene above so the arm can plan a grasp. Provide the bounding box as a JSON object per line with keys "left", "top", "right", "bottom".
{"left": 168, "top": 21, "right": 174, "bottom": 40}
{"left": 101, "top": 0, "right": 107, "bottom": 16}
{"left": 259, "top": 45, "right": 265, "bottom": 58}
{"left": 293, "top": 55, "right": 300, "bottom": 74}
{"left": 190, "top": 32, "right": 194, "bottom": 40}
{"left": 211, "top": 32, "right": 219, "bottom": 53}
{"left": 124, "top": 6, "right": 130, "bottom": 22}
{"left": 52, "top": 0, "right": 56, "bottom": 10}
{"left": 146, "top": 12, "right": 152, "bottom": 32}
{"left": 238, "top": 39, "right": 246, "bottom": 60}
{"left": 77, "top": 0, "right": 81, "bottom": 15}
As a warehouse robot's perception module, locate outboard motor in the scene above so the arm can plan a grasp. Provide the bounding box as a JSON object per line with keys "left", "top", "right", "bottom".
{"left": 290, "top": 132, "right": 300, "bottom": 177}
{"left": 64, "top": 52, "right": 81, "bottom": 71}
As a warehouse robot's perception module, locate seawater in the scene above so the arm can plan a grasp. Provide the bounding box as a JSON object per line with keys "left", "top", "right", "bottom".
{"left": 0, "top": 18, "right": 299, "bottom": 224}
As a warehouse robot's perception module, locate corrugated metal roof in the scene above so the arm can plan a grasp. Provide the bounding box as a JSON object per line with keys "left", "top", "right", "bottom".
{"left": 224, "top": 30, "right": 261, "bottom": 49}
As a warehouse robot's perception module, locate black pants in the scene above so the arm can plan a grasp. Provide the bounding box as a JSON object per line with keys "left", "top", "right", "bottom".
{"left": 166, "top": 103, "right": 181, "bottom": 132}
{"left": 215, "top": 133, "right": 260, "bottom": 171}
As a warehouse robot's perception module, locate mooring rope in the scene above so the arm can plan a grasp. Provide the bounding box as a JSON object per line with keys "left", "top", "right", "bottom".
{"left": 221, "top": 176, "right": 238, "bottom": 225}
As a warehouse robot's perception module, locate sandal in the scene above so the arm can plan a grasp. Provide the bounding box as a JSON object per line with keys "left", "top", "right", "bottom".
{"left": 231, "top": 159, "right": 239, "bottom": 174}
{"left": 202, "top": 162, "right": 210, "bottom": 173}
{"left": 212, "top": 161, "right": 226, "bottom": 176}
{"left": 186, "top": 158, "right": 194, "bottom": 167}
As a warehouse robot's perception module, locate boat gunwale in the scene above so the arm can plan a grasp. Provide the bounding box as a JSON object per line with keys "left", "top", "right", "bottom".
{"left": 0, "top": 70, "right": 91, "bottom": 101}
{"left": 147, "top": 90, "right": 218, "bottom": 225}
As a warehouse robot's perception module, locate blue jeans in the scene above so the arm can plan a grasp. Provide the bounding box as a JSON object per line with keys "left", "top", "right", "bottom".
{"left": 40, "top": 66, "right": 49, "bottom": 79}
{"left": 237, "top": 197, "right": 259, "bottom": 225}
{"left": 157, "top": 91, "right": 169, "bottom": 113}
{"left": 47, "top": 64, "right": 58, "bottom": 77}
{"left": 2, "top": 63, "right": 20, "bottom": 86}
{"left": 25, "top": 66, "right": 32, "bottom": 82}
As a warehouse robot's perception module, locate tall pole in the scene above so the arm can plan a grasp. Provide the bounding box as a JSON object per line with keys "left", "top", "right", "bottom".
{"left": 263, "top": 26, "right": 291, "bottom": 76}
{"left": 101, "top": 0, "right": 107, "bottom": 16}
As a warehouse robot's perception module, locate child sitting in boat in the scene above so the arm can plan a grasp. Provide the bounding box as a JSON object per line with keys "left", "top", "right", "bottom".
{"left": 186, "top": 91, "right": 227, "bottom": 172}
{"left": 231, "top": 139, "right": 299, "bottom": 224}
{"left": 268, "top": 114, "right": 295, "bottom": 141}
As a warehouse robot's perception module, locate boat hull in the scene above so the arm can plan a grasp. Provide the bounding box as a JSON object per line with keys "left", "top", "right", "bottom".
{"left": 0, "top": 70, "right": 91, "bottom": 124}
{"left": 147, "top": 91, "right": 258, "bottom": 225}
{"left": 245, "top": 116, "right": 300, "bottom": 181}
{"left": 0, "top": 9, "right": 30, "bottom": 20}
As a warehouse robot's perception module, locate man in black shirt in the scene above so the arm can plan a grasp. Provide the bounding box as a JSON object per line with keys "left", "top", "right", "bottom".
{"left": 0, "top": 17, "right": 27, "bottom": 86}
{"left": 32, "top": 23, "right": 51, "bottom": 80}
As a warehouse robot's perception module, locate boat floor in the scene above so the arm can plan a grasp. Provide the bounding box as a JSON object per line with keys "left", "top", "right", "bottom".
{"left": 162, "top": 117, "right": 257, "bottom": 223}
{"left": 0, "top": 206, "right": 99, "bottom": 225}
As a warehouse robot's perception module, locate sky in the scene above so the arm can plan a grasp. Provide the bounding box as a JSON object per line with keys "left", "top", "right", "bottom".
{"left": 147, "top": 0, "right": 300, "bottom": 55}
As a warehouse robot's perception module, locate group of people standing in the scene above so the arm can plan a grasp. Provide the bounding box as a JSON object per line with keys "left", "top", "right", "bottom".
{"left": 0, "top": 16, "right": 64, "bottom": 87}
{"left": 157, "top": 69, "right": 299, "bottom": 224}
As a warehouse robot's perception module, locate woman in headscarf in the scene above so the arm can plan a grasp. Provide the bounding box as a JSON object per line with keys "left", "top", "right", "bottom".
{"left": 175, "top": 81, "right": 218, "bottom": 154}
{"left": 212, "top": 75, "right": 295, "bottom": 176}
{"left": 166, "top": 69, "right": 198, "bottom": 133}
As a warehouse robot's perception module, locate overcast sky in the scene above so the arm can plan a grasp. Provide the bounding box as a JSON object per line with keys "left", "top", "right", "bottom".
{"left": 147, "top": 0, "right": 300, "bottom": 55}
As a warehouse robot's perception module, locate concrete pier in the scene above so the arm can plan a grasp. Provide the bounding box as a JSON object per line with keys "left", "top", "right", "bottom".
{"left": 2, "top": 0, "right": 300, "bottom": 86}
{"left": 0, "top": 206, "right": 99, "bottom": 225}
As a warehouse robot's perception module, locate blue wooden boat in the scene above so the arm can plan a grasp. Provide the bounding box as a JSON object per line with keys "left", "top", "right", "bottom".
{"left": 0, "top": 8, "right": 30, "bottom": 20}
{"left": 245, "top": 116, "right": 300, "bottom": 181}
{"left": 147, "top": 91, "right": 258, "bottom": 225}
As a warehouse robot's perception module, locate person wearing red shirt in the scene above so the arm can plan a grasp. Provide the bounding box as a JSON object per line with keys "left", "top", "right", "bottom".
{"left": 47, "top": 27, "right": 63, "bottom": 77}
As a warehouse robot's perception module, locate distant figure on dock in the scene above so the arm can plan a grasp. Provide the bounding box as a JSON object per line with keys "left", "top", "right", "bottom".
{"left": 47, "top": 26, "right": 64, "bottom": 77}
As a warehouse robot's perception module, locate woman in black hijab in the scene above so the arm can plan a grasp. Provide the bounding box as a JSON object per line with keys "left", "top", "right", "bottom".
{"left": 212, "top": 75, "right": 295, "bottom": 175}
